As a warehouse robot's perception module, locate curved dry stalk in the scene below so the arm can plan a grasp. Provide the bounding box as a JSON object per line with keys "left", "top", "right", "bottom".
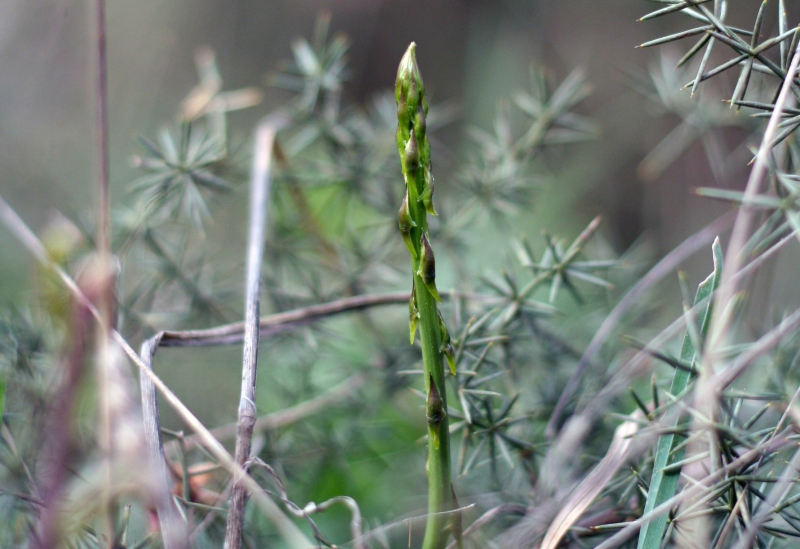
{"left": 140, "top": 335, "right": 188, "bottom": 548}
{"left": 541, "top": 415, "right": 640, "bottom": 549}
{"left": 254, "top": 459, "right": 367, "bottom": 549}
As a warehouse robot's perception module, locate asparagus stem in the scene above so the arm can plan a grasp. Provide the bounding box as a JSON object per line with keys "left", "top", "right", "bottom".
{"left": 396, "top": 42, "right": 456, "bottom": 549}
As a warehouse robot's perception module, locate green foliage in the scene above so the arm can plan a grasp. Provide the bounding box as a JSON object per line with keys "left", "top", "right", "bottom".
{"left": 131, "top": 122, "right": 232, "bottom": 231}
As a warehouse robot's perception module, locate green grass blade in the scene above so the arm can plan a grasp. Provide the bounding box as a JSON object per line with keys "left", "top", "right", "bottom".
{"left": 636, "top": 237, "right": 723, "bottom": 549}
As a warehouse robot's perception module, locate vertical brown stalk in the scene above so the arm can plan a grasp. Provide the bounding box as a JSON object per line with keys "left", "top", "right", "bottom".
{"left": 95, "top": 0, "right": 110, "bottom": 257}
{"left": 93, "top": 1, "right": 116, "bottom": 544}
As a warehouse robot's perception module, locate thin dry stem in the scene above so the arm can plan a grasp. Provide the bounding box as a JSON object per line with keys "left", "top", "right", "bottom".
{"left": 225, "top": 112, "right": 288, "bottom": 548}
{"left": 94, "top": 0, "right": 110, "bottom": 257}
{"left": 157, "top": 292, "right": 415, "bottom": 347}
{"left": 93, "top": 1, "right": 114, "bottom": 539}
{"left": 255, "top": 460, "right": 367, "bottom": 549}
{"left": 540, "top": 414, "right": 640, "bottom": 549}
{"left": 444, "top": 504, "right": 526, "bottom": 549}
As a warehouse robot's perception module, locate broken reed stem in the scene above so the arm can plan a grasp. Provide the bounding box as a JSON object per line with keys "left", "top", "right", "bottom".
{"left": 224, "top": 112, "right": 288, "bottom": 548}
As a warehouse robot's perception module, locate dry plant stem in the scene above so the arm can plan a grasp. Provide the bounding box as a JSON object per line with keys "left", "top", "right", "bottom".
{"left": 225, "top": 113, "right": 288, "bottom": 548}
{"left": 542, "top": 416, "right": 639, "bottom": 549}
{"left": 189, "top": 437, "right": 265, "bottom": 544}
{"left": 256, "top": 460, "right": 367, "bottom": 549}
{"left": 93, "top": 0, "right": 115, "bottom": 542}
{"left": 158, "top": 292, "right": 415, "bottom": 346}
{"left": 301, "top": 497, "right": 365, "bottom": 549}
{"left": 0, "top": 193, "right": 313, "bottom": 547}
{"left": 94, "top": 0, "right": 110, "bottom": 257}
{"left": 139, "top": 335, "right": 188, "bottom": 549}
{"left": 96, "top": 285, "right": 116, "bottom": 549}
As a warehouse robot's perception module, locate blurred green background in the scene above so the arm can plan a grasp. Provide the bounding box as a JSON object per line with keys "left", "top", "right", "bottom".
{"left": 4, "top": 0, "right": 777, "bottom": 292}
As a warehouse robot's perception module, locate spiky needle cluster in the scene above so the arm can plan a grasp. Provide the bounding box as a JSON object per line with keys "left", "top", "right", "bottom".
{"left": 396, "top": 43, "right": 459, "bottom": 549}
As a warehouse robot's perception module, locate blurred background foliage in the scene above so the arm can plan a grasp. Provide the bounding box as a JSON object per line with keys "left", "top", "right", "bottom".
{"left": 3, "top": 0, "right": 800, "bottom": 547}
